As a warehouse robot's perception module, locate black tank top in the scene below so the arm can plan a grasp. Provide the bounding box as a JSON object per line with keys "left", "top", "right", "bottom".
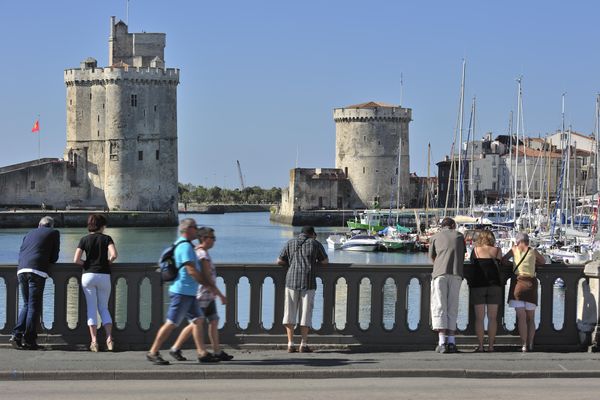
{"left": 469, "top": 248, "right": 502, "bottom": 288}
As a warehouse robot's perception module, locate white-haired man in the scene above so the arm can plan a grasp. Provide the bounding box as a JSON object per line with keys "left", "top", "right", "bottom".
{"left": 10, "top": 216, "right": 60, "bottom": 350}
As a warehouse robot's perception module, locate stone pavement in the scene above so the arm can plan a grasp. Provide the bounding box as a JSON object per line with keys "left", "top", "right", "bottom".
{"left": 2, "top": 346, "right": 600, "bottom": 380}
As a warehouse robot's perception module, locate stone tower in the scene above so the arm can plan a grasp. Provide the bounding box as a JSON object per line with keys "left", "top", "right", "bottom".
{"left": 334, "top": 102, "right": 412, "bottom": 208}
{"left": 64, "top": 17, "right": 179, "bottom": 214}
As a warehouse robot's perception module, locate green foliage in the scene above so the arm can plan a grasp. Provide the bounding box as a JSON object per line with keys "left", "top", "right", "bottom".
{"left": 178, "top": 183, "right": 281, "bottom": 204}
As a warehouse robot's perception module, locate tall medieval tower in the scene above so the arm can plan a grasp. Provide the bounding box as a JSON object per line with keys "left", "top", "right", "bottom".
{"left": 334, "top": 102, "right": 412, "bottom": 208}
{"left": 63, "top": 17, "right": 179, "bottom": 214}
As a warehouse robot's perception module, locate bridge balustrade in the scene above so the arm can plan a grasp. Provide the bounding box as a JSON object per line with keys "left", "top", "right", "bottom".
{"left": 0, "top": 263, "right": 591, "bottom": 350}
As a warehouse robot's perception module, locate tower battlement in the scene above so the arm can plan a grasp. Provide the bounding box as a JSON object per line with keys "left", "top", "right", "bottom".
{"left": 64, "top": 67, "right": 180, "bottom": 86}
{"left": 333, "top": 106, "right": 411, "bottom": 122}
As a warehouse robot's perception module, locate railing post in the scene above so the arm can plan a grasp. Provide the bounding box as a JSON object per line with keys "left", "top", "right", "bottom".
{"left": 582, "top": 261, "right": 600, "bottom": 351}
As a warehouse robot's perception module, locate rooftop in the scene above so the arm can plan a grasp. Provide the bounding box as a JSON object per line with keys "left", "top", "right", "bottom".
{"left": 343, "top": 101, "right": 399, "bottom": 109}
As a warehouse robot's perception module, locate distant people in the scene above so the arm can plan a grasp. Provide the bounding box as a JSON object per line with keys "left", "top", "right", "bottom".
{"left": 169, "top": 227, "right": 233, "bottom": 362}
{"left": 74, "top": 214, "right": 118, "bottom": 352}
{"left": 147, "top": 218, "right": 216, "bottom": 365}
{"left": 502, "top": 232, "right": 545, "bottom": 352}
{"left": 429, "top": 217, "right": 465, "bottom": 354}
{"left": 467, "top": 230, "right": 503, "bottom": 352}
{"left": 10, "top": 216, "right": 60, "bottom": 350}
{"left": 277, "top": 226, "right": 328, "bottom": 353}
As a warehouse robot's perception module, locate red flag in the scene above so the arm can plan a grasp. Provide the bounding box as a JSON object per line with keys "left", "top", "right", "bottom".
{"left": 31, "top": 120, "right": 40, "bottom": 133}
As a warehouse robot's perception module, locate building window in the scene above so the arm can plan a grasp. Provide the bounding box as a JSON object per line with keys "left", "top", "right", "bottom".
{"left": 97, "top": 114, "right": 100, "bottom": 122}
{"left": 138, "top": 151, "right": 143, "bottom": 161}
{"left": 154, "top": 105, "right": 157, "bottom": 112}
{"left": 344, "top": 167, "right": 348, "bottom": 176}
{"left": 378, "top": 140, "right": 381, "bottom": 145}
{"left": 109, "top": 141, "right": 119, "bottom": 161}
{"left": 103, "top": 103, "right": 105, "bottom": 109}
{"left": 89, "top": 93, "right": 92, "bottom": 100}
{"left": 492, "top": 182, "right": 496, "bottom": 190}
{"left": 363, "top": 167, "right": 365, "bottom": 174}
{"left": 69, "top": 99, "right": 72, "bottom": 106}
{"left": 156, "top": 150, "right": 160, "bottom": 160}
{"left": 131, "top": 94, "right": 138, "bottom": 107}
{"left": 318, "top": 197, "right": 323, "bottom": 208}
{"left": 476, "top": 168, "right": 480, "bottom": 176}
{"left": 30, "top": 181, "right": 35, "bottom": 190}
{"left": 493, "top": 167, "right": 497, "bottom": 176}
{"left": 363, "top": 136, "right": 366, "bottom": 142}
{"left": 97, "top": 130, "right": 100, "bottom": 137}
{"left": 396, "top": 167, "right": 398, "bottom": 174}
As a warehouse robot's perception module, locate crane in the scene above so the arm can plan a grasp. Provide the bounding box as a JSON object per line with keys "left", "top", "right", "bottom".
{"left": 236, "top": 160, "right": 245, "bottom": 190}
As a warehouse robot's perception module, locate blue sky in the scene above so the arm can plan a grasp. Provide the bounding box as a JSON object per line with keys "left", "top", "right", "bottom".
{"left": 1, "top": 0, "right": 599, "bottom": 188}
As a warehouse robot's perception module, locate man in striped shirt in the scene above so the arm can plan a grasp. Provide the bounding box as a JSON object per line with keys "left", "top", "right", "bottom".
{"left": 277, "top": 226, "right": 328, "bottom": 353}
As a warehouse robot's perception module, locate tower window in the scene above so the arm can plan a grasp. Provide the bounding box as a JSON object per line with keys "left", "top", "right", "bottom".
{"left": 154, "top": 105, "right": 157, "bottom": 112}
{"left": 70, "top": 99, "right": 72, "bottom": 106}
{"left": 363, "top": 167, "right": 366, "bottom": 174}
{"left": 363, "top": 136, "right": 366, "bottom": 142}
{"left": 97, "top": 130, "right": 100, "bottom": 137}
{"left": 131, "top": 94, "right": 138, "bottom": 107}
{"left": 156, "top": 150, "right": 160, "bottom": 160}
{"left": 30, "top": 181, "right": 35, "bottom": 190}
{"left": 97, "top": 115, "right": 100, "bottom": 122}
{"left": 103, "top": 103, "right": 105, "bottom": 109}
{"left": 89, "top": 93, "right": 92, "bottom": 100}
{"left": 138, "top": 151, "right": 143, "bottom": 161}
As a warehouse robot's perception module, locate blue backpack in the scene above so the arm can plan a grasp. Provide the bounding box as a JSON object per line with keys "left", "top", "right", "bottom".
{"left": 157, "top": 240, "right": 191, "bottom": 283}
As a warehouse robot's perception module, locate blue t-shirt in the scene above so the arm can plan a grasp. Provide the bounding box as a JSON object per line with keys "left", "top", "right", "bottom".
{"left": 168, "top": 237, "right": 201, "bottom": 296}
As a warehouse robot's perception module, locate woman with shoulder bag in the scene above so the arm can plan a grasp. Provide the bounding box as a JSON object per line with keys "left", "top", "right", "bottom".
{"left": 502, "top": 232, "right": 545, "bottom": 353}
{"left": 468, "top": 230, "right": 503, "bottom": 352}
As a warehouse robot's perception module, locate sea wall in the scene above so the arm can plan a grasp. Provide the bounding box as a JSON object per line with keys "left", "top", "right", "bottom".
{"left": 0, "top": 211, "right": 177, "bottom": 228}
{"left": 180, "top": 204, "right": 273, "bottom": 214}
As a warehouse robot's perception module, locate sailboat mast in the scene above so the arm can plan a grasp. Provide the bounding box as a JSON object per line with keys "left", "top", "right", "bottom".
{"left": 469, "top": 97, "right": 476, "bottom": 212}
{"left": 508, "top": 111, "right": 513, "bottom": 205}
{"left": 426, "top": 143, "right": 431, "bottom": 229}
{"left": 513, "top": 78, "right": 521, "bottom": 223}
{"left": 456, "top": 59, "right": 466, "bottom": 214}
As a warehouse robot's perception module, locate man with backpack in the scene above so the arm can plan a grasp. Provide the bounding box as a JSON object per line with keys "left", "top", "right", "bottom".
{"left": 147, "top": 218, "right": 216, "bottom": 365}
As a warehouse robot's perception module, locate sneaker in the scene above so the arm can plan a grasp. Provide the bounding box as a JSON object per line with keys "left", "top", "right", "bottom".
{"left": 214, "top": 350, "right": 234, "bottom": 361}
{"left": 9, "top": 335, "right": 23, "bottom": 349}
{"left": 169, "top": 349, "right": 187, "bottom": 361}
{"left": 435, "top": 344, "right": 447, "bottom": 353}
{"left": 287, "top": 346, "right": 297, "bottom": 353}
{"left": 146, "top": 352, "right": 170, "bottom": 365}
{"left": 299, "top": 345, "right": 313, "bottom": 353}
{"left": 446, "top": 343, "right": 458, "bottom": 353}
{"left": 198, "top": 352, "right": 220, "bottom": 363}
{"left": 90, "top": 342, "right": 99, "bottom": 352}
{"left": 106, "top": 340, "right": 114, "bottom": 352}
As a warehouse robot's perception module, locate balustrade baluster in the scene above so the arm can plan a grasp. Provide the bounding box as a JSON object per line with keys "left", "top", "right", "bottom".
{"left": 369, "top": 275, "right": 384, "bottom": 334}
{"left": 246, "top": 272, "right": 262, "bottom": 333}
{"left": 344, "top": 274, "right": 360, "bottom": 334}
{"left": 318, "top": 274, "right": 336, "bottom": 334}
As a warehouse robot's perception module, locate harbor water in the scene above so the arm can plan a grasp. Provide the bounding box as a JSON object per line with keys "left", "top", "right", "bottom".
{"left": 0, "top": 212, "right": 562, "bottom": 333}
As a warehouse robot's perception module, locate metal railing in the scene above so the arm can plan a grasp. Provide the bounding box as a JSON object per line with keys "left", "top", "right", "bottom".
{"left": 0, "top": 263, "right": 589, "bottom": 350}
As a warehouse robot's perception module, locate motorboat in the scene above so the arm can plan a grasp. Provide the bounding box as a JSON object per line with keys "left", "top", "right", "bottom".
{"left": 326, "top": 234, "right": 346, "bottom": 250}
{"left": 341, "top": 235, "right": 380, "bottom": 252}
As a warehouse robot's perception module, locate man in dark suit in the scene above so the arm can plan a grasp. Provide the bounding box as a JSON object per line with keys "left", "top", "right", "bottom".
{"left": 10, "top": 216, "right": 60, "bottom": 350}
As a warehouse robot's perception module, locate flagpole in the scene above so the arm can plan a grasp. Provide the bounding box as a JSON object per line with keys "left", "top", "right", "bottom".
{"left": 37, "top": 114, "right": 41, "bottom": 163}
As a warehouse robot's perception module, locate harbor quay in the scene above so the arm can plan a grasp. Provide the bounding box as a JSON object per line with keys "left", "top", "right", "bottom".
{"left": 2, "top": 261, "right": 600, "bottom": 381}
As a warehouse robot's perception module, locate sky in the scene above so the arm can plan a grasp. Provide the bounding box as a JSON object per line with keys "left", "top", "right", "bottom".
{"left": 1, "top": 0, "right": 599, "bottom": 189}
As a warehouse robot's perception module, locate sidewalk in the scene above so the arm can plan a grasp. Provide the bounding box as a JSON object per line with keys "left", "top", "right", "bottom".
{"left": 2, "top": 347, "right": 600, "bottom": 380}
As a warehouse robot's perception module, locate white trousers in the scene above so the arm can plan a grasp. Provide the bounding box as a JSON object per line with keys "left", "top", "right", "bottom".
{"left": 283, "top": 288, "right": 315, "bottom": 327}
{"left": 81, "top": 273, "right": 113, "bottom": 327}
{"left": 430, "top": 275, "right": 462, "bottom": 331}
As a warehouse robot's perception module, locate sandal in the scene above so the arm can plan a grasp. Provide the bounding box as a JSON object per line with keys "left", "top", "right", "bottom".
{"left": 106, "top": 339, "right": 114, "bottom": 352}
{"left": 474, "top": 347, "right": 485, "bottom": 353}
{"left": 90, "top": 342, "right": 99, "bottom": 352}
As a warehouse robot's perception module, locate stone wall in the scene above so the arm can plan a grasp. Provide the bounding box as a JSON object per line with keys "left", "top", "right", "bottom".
{"left": 0, "top": 160, "right": 91, "bottom": 209}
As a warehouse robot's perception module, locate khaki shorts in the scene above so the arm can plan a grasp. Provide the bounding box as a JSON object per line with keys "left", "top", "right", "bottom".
{"left": 282, "top": 288, "right": 315, "bottom": 327}
{"left": 470, "top": 286, "right": 503, "bottom": 305}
